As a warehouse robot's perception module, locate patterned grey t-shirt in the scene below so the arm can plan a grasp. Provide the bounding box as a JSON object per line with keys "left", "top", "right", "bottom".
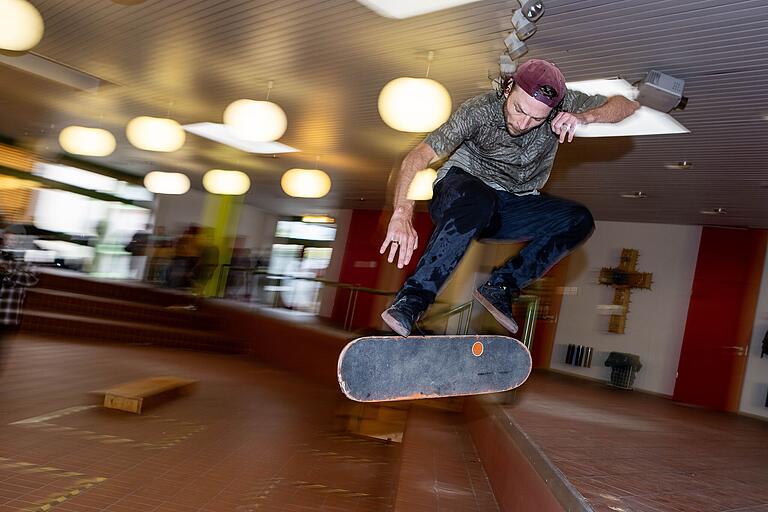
{"left": 424, "top": 89, "right": 607, "bottom": 194}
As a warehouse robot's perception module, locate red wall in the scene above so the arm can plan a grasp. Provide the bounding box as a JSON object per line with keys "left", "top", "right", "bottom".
{"left": 331, "top": 209, "right": 433, "bottom": 331}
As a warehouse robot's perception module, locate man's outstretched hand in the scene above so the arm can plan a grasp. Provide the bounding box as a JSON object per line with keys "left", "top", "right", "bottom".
{"left": 380, "top": 210, "right": 419, "bottom": 269}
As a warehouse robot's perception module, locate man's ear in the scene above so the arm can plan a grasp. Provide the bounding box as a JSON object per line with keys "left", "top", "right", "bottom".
{"left": 503, "top": 81, "right": 514, "bottom": 98}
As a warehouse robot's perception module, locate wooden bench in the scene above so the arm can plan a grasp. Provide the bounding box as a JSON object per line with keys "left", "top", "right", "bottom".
{"left": 100, "top": 376, "right": 198, "bottom": 414}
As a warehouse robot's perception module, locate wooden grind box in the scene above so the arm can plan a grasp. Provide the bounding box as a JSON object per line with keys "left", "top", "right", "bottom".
{"left": 101, "top": 376, "right": 197, "bottom": 414}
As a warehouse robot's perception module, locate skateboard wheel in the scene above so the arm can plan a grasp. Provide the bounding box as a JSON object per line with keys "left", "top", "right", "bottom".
{"left": 471, "top": 341, "right": 484, "bottom": 357}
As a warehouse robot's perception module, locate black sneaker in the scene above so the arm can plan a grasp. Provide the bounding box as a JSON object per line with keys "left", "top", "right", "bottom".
{"left": 473, "top": 282, "right": 519, "bottom": 334}
{"left": 381, "top": 296, "right": 424, "bottom": 337}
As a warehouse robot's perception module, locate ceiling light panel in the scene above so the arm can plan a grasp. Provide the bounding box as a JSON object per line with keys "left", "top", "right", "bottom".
{"left": 567, "top": 79, "right": 689, "bottom": 137}
{"left": 0, "top": 52, "right": 104, "bottom": 92}
{"left": 356, "top": 0, "right": 483, "bottom": 19}
{"left": 183, "top": 123, "right": 299, "bottom": 154}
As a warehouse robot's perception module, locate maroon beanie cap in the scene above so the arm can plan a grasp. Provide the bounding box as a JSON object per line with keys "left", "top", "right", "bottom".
{"left": 513, "top": 59, "right": 566, "bottom": 108}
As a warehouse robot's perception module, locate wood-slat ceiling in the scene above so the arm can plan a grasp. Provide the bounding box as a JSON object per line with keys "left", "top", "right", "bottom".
{"left": 0, "top": 0, "right": 766, "bottom": 226}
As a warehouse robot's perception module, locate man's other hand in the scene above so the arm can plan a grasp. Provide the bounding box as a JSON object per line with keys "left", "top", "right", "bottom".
{"left": 380, "top": 210, "right": 419, "bottom": 269}
{"left": 550, "top": 111, "right": 584, "bottom": 143}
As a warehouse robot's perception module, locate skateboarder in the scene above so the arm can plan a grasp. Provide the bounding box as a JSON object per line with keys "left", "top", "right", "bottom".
{"left": 380, "top": 59, "right": 639, "bottom": 337}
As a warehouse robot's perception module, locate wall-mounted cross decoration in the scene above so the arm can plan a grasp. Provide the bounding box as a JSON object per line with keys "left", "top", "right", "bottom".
{"left": 598, "top": 248, "right": 653, "bottom": 334}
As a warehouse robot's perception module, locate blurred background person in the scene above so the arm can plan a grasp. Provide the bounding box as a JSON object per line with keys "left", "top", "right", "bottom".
{"left": 125, "top": 223, "right": 152, "bottom": 280}
{"left": 0, "top": 235, "right": 38, "bottom": 374}
{"left": 146, "top": 226, "right": 174, "bottom": 285}
{"left": 191, "top": 227, "right": 219, "bottom": 295}
{"left": 168, "top": 224, "right": 200, "bottom": 289}
{"left": 225, "top": 236, "right": 252, "bottom": 299}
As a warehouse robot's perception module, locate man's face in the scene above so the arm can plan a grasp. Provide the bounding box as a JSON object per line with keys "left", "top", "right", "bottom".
{"left": 503, "top": 85, "right": 553, "bottom": 136}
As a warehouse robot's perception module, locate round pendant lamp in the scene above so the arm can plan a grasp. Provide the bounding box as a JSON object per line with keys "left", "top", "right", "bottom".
{"left": 126, "top": 116, "right": 185, "bottom": 152}
{"left": 203, "top": 169, "right": 251, "bottom": 195}
{"left": 223, "top": 99, "right": 287, "bottom": 142}
{"left": 224, "top": 80, "right": 287, "bottom": 142}
{"left": 0, "top": 0, "right": 44, "bottom": 52}
{"left": 378, "top": 77, "right": 451, "bottom": 132}
{"left": 58, "top": 126, "right": 116, "bottom": 157}
{"left": 143, "top": 171, "right": 190, "bottom": 195}
{"left": 281, "top": 168, "right": 331, "bottom": 198}
{"left": 406, "top": 168, "right": 438, "bottom": 200}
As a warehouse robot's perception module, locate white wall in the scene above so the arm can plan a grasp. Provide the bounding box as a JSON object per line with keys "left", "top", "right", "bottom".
{"left": 236, "top": 203, "right": 278, "bottom": 256}
{"left": 550, "top": 221, "right": 701, "bottom": 396}
{"left": 153, "top": 188, "right": 207, "bottom": 235}
{"left": 740, "top": 244, "right": 768, "bottom": 419}
{"left": 154, "top": 190, "right": 277, "bottom": 252}
{"left": 317, "top": 209, "right": 352, "bottom": 318}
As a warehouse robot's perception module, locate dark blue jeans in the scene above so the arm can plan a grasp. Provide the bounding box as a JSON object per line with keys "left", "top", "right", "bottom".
{"left": 396, "top": 167, "right": 594, "bottom": 311}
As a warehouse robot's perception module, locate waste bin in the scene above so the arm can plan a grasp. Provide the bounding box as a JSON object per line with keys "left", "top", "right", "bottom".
{"left": 604, "top": 352, "right": 642, "bottom": 389}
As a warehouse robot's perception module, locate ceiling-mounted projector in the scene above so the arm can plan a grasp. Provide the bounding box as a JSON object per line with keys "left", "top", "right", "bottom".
{"left": 637, "top": 70, "right": 687, "bottom": 112}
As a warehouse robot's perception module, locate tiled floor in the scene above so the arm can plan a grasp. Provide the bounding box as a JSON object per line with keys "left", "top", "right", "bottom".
{"left": 0, "top": 335, "right": 404, "bottom": 512}
{"left": 505, "top": 371, "right": 768, "bottom": 512}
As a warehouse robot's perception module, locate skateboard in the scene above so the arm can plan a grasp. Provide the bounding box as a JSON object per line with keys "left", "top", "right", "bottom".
{"left": 337, "top": 335, "right": 532, "bottom": 402}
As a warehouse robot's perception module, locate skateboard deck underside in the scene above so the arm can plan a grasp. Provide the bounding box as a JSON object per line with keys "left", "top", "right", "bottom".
{"left": 338, "top": 335, "right": 532, "bottom": 402}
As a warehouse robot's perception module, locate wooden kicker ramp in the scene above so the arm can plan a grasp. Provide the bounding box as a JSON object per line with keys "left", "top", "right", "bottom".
{"left": 96, "top": 376, "right": 198, "bottom": 414}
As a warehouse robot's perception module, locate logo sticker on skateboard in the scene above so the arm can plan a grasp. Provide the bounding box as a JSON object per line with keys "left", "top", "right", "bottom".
{"left": 471, "top": 341, "right": 484, "bottom": 357}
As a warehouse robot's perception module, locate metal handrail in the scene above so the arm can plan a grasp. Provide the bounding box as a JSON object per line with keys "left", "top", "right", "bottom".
{"left": 270, "top": 275, "right": 396, "bottom": 295}
{"left": 420, "top": 301, "right": 472, "bottom": 323}
{"left": 419, "top": 294, "right": 540, "bottom": 344}
{"left": 418, "top": 300, "right": 474, "bottom": 335}
{"left": 217, "top": 265, "right": 397, "bottom": 330}
{"left": 219, "top": 265, "right": 540, "bottom": 344}
{"left": 517, "top": 295, "right": 539, "bottom": 349}
{"left": 218, "top": 265, "right": 398, "bottom": 296}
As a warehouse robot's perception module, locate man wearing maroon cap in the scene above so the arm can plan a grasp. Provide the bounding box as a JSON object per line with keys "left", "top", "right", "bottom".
{"left": 380, "top": 59, "right": 639, "bottom": 337}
